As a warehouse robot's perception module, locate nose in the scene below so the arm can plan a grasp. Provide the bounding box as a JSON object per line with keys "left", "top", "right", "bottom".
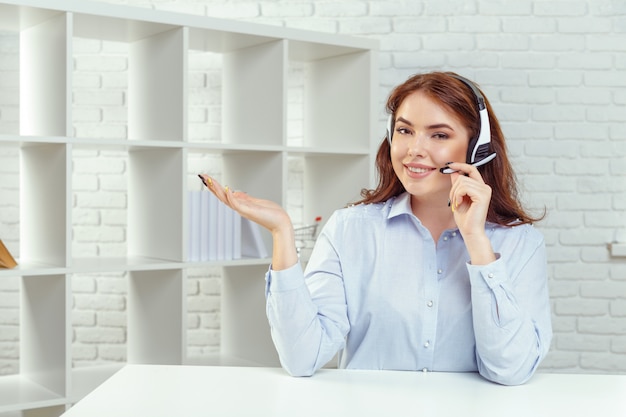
{"left": 408, "top": 132, "right": 427, "bottom": 157}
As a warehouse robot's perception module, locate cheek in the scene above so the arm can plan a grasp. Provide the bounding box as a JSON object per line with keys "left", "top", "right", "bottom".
{"left": 434, "top": 144, "right": 467, "bottom": 164}
{"left": 390, "top": 143, "right": 406, "bottom": 171}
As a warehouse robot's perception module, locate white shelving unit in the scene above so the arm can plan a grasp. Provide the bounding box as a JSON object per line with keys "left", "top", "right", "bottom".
{"left": 0, "top": 0, "right": 377, "bottom": 415}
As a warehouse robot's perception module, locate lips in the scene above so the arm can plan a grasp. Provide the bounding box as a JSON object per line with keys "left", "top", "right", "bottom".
{"left": 407, "top": 166, "right": 434, "bottom": 174}
{"left": 405, "top": 161, "right": 436, "bottom": 175}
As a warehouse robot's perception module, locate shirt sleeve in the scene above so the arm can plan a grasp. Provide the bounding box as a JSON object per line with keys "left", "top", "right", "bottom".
{"left": 466, "top": 229, "right": 552, "bottom": 385}
{"left": 265, "top": 214, "right": 350, "bottom": 377}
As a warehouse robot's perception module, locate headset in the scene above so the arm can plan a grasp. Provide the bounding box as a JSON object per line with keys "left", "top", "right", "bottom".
{"left": 386, "top": 74, "right": 497, "bottom": 174}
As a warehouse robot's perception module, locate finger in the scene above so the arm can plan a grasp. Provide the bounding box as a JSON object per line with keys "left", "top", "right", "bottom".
{"left": 449, "top": 176, "right": 475, "bottom": 212}
{"left": 202, "top": 176, "right": 232, "bottom": 207}
{"left": 198, "top": 174, "right": 212, "bottom": 188}
{"left": 449, "top": 171, "right": 468, "bottom": 210}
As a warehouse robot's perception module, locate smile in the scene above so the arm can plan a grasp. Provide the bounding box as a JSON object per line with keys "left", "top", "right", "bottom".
{"left": 407, "top": 166, "right": 434, "bottom": 174}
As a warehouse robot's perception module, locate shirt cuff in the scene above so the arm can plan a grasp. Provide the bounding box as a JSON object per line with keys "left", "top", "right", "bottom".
{"left": 265, "top": 261, "right": 305, "bottom": 294}
{"left": 467, "top": 254, "right": 506, "bottom": 290}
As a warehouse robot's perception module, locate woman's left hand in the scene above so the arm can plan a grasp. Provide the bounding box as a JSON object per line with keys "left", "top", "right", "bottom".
{"left": 447, "top": 162, "right": 496, "bottom": 264}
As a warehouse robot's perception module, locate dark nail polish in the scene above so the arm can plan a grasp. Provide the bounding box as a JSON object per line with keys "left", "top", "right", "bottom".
{"left": 198, "top": 174, "right": 208, "bottom": 187}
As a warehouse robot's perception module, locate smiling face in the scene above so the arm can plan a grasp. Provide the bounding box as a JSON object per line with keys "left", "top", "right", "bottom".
{"left": 390, "top": 91, "right": 469, "bottom": 206}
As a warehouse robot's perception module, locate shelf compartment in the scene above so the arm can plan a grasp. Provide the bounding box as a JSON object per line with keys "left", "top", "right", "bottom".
{"left": 71, "top": 271, "right": 128, "bottom": 374}
{"left": 20, "top": 143, "right": 70, "bottom": 268}
{"left": 187, "top": 148, "right": 281, "bottom": 260}
{"left": 0, "top": 142, "right": 20, "bottom": 263}
{"left": 0, "top": 374, "right": 66, "bottom": 414}
{"left": 221, "top": 264, "right": 279, "bottom": 367}
{"left": 71, "top": 24, "right": 186, "bottom": 143}
{"left": 222, "top": 150, "right": 283, "bottom": 252}
{"left": 188, "top": 31, "right": 286, "bottom": 148}
{"left": 300, "top": 153, "right": 371, "bottom": 227}
{"left": 128, "top": 27, "right": 186, "bottom": 142}
{"left": 222, "top": 40, "right": 286, "bottom": 147}
{"left": 71, "top": 147, "right": 128, "bottom": 261}
{"left": 287, "top": 44, "right": 375, "bottom": 151}
{"left": 72, "top": 9, "right": 188, "bottom": 143}
{"left": 21, "top": 274, "right": 70, "bottom": 397}
{"left": 221, "top": 150, "right": 285, "bottom": 204}
{"left": 128, "top": 147, "right": 184, "bottom": 262}
{"left": 186, "top": 48, "right": 223, "bottom": 144}
{"left": 128, "top": 269, "right": 185, "bottom": 365}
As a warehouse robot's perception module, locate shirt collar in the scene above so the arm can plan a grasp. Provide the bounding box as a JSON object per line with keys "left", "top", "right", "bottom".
{"left": 387, "top": 192, "right": 414, "bottom": 219}
{"left": 386, "top": 192, "right": 503, "bottom": 236}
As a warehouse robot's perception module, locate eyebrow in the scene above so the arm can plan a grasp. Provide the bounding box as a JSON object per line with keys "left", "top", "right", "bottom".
{"left": 396, "top": 117, "right": 455, "bottom": 131}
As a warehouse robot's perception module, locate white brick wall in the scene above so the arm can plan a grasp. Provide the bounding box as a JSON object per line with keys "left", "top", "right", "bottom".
{"left": 1, "top": 0, "right": 625, "bottom": 376}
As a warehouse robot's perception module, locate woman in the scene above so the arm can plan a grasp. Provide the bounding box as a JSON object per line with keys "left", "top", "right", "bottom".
{"left": 199, "top": 71, "right": 552, "bottom": 385}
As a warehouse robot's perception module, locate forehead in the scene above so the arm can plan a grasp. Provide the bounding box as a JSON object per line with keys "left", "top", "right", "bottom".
{"left": 396, "top": 91, "right": 462, "bottom": 126}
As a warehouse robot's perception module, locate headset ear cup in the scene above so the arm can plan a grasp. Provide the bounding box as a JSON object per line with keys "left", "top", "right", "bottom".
{"left": 466, "top": 136, "right": 478, "bottom": 164}
{"left": 386, "top": 114, "right": 394, "bottom": 144}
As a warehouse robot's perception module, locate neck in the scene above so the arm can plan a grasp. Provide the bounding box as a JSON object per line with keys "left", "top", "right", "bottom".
{"left": 410, "top": 194, "right": 456, "bottom": 243}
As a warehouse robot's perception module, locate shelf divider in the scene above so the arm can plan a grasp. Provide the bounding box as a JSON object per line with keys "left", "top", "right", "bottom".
{"left": 20, "top": 11, "right": 71, "bottom": 137}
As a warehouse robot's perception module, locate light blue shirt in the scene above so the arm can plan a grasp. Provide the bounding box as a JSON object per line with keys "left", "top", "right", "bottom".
{"left": 265, "top": 192, "right": 552, "bottom": 385}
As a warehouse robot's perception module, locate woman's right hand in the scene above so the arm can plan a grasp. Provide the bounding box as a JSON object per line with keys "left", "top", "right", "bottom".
{"left": 198, "top": 174, "right": 298, "bottom": 270}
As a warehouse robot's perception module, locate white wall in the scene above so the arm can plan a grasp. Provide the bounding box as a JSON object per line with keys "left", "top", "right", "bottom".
{"left": 1, "top": 0, "right": 625, "bottom": 375}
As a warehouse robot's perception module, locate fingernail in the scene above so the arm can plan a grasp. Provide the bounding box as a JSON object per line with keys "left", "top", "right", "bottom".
{"left": 198, "top": 174, "right": 208, "bottom": 187}
{"left": 447, "top": 199, "right": 451, "bottom": 207}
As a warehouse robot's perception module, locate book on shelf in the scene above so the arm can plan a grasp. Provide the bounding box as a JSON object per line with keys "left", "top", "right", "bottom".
{"left": 0, "top": 239, "right": 18, "bottom": 269}
{"left": 241, "top": 216, "right": 269, "bottom": 259}
{"left": 188, "top": 190, "right": 267, "bottom": 261}
{"left": 188, "top": 190, "right": 201, "bottom": 262}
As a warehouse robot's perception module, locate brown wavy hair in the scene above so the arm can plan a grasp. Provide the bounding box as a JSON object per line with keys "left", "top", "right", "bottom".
{"left": 354, "top": 71, "right": 543, "bottom": 226}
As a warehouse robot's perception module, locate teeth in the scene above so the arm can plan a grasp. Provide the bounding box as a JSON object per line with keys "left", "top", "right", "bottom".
{"left": 408, "top": 167, "right": 431, "bottom": 173}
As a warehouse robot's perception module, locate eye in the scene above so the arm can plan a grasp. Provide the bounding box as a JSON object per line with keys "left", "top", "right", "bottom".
{"left": 432, "top": 132, "right": 449, "bottom": 140}
{"left": 396, "top": 127, "right": 413, "bottom": 136}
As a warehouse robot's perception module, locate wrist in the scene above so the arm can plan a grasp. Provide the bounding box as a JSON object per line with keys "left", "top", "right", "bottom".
{"left": 270, "top": 224, "right": 298, "bottom": 271}
{"left": 464, "top": 234, "right": 496, "bottom": 266}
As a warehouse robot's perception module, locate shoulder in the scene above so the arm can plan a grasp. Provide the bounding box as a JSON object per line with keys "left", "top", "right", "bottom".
{"left": 333, "top": 200, "right": 392, "bottom": 222}
{"left": 489, "top": 222, "right": 545, "bottom": 250}
{"left": 321, "top": 200, "right": 393, "bottom": 237}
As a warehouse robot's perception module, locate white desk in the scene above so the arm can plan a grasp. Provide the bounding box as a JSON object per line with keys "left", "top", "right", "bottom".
{"left": 62, "top": 365, "right": 626, "bottom": 417}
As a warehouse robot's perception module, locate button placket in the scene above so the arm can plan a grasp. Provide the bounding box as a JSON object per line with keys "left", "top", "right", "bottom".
{"left": 420, "top": 238, "right": 439, "bottom": 373}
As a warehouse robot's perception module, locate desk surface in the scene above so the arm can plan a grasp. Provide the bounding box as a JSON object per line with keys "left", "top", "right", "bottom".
{"left": 62, "top": 365, "right": 626, "bottom": 417}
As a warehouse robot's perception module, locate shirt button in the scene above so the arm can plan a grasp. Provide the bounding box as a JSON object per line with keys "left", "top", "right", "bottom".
{"left": 424, "top": 341, "right": 430, "bottom": 348}
{"left": 452, "top": 232, "right": 457, "bottom": 237}
{"left": 443, "top": 236, "right": 448, "bottom": 241}
{"left": 422, "top": 368, "right": 428, "bottom": 373}
{"left": 488, "top": 273, "right": 494, "bottom": 279}
{"left": 437, "top": 269, "right": 443, "bottom": 274}
{"left": 427, "top": 301, "right": 433, "bottom": 307}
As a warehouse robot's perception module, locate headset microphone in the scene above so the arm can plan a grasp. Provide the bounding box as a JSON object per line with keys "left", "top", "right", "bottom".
{"left": 386, "top": 75, "right": 496, "bottom": 174}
